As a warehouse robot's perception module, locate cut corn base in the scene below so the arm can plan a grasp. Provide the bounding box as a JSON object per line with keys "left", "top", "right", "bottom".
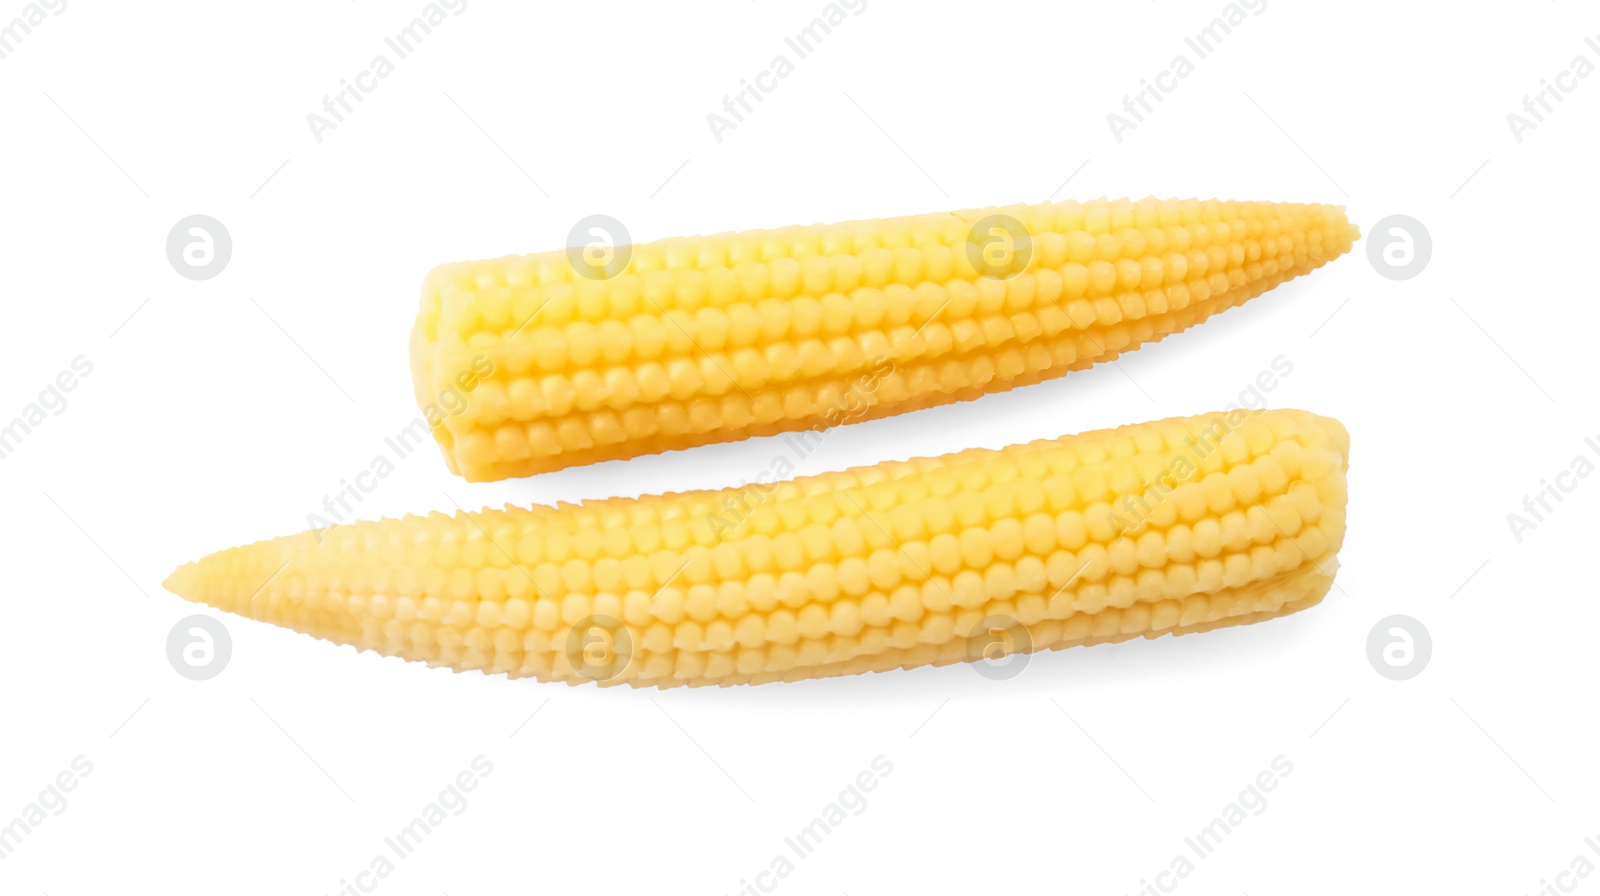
{"left": 165, "top": 409, "right": 1349, "bottom": 687}
{"left": 412, "top": 198, "right": 1358, "bottom": 481}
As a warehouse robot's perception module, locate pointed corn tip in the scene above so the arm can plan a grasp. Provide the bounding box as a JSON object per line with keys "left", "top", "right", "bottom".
{"left": 163, "top": 562, "right": 201, "bottom": 601}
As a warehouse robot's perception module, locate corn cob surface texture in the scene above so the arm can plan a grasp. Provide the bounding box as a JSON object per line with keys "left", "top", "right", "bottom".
{"left": 164, "top": 409, "right": 1349, "bottom": 688}
{"left": 412, "top": 198, "right": 1358, "bottom": 481}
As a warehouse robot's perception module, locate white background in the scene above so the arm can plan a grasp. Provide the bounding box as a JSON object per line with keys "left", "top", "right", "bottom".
{"left": 2, "top": 0, "right": 1596, "bottom": 893}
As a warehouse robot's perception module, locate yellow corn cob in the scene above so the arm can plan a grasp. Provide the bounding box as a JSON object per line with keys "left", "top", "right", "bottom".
{"left": 411, "top": 198, "right": 1357, "bottom": 481}
{"left": 164, "top": 408, "right": 1349, "bottom": 688}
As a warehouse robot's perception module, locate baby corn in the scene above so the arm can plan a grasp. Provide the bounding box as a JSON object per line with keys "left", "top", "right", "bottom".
{"left": 164, "top": 408, "right": 1349, "bottom": 688}
{"left": 411, "top": 198, "right": 1357, "bottom": 480}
